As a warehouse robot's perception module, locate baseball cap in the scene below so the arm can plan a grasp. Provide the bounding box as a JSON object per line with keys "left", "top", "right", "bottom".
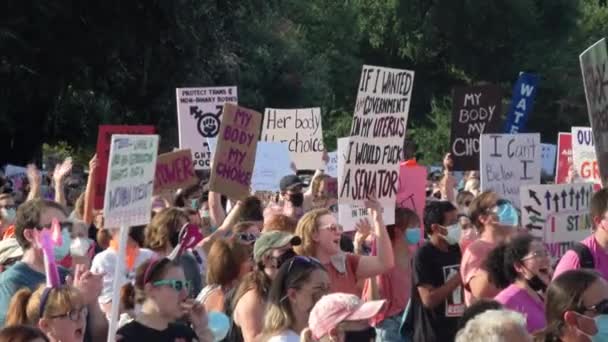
{"left": 308, "top": 293, "right": 386, "bottom": 339}
{"left": 253, "top": 231, "right": 301, "bottom": 262}
{"left": 0, "top": 238, "right": 23, "bottom": 264}
{"left": 279, "top": 175, "right": 304, "bottom": 192}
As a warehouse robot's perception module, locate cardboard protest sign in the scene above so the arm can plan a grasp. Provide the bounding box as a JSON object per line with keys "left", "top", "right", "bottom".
{"left": 209, "top": 103, "right": 262, "bottom": 200}
{"left": 556, "top": 133, "right": 573, "bottom": 184}
{"left": 339, "top": 65, "right": 414, "bottom": 207}
{"left": 94, "top": 125, "right": 155, "bottom": 210}
{"left": 4, "top": 164, "right": 27, "bottom": 191}
{"left": 251, "top": 142, "right": 292, "bottom": 192}
{"left": 541, "top": 144, "right": 557, "bottom": 179}
{"left": 520, "top": 183, "right": 593, "bottom": 261}
{"left": 450, "top": 85, "right": 503, "bottom": 171}
{"left": 480, "top": 133, "right": 541, "bottom": 207}
{"left": 503, "top": 73, "right": 539, "bottom": 134}
{"left": 337, "top": 137, "right": 394, "bottom": 230}
{"left": 262, "top": 108, "right": 324, "bottom": 170}
{"left": 325, "top": 152, "right": 338, "bottom": 178}
{"left": 580, "top": 38, "right": 608, "bottom": 187}
{"left": 176, "top": 87, "right": 238, "bottom": 170}
{"left": 571, "top": 127, "right": 600, "bottom": 186}
{"left": 153, "top": 149, "right": 198, "bottom": 195}
{"left": 397, "top": 164, "right": 426, "bottom": 241}
{"left": 103, "top": 134, "right": 158, "bottom": 228}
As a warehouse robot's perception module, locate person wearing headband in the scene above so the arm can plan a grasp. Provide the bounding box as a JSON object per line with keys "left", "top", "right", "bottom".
{"left": 5, "top": 284, "right": 88, "bottom": 342}
{"left": 461, "top": 191, "right": 519, "bottom": 306}
{"left": 117, "top": 258, "right": 213, "bottom": 342}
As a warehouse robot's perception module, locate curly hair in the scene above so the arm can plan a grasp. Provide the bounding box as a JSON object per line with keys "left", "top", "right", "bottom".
{"left": 294, "top": 208, "right": 332, "bottom": 257}
{"left": 144, "top": 207, "right": 189, "bottom": 252}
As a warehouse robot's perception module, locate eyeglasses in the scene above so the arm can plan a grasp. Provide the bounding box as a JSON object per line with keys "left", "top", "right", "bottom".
{"left": 521, "top": 250, "right": 550, "bottom": 261}
{"left": 49, "top": 306, "right": 88, "bottom": 322}
{"left": 237, "top": 232, "right": 259, "bottom": 244}
{"left": 0, "top": 205, "right": 16, "bottom": 210}
{"left": 152, "top": 279, "right": 191, "bottom": 292}
{"left": 319, "top": 224, "right": 342, "bottom": 233}
{"left": 36, "top": 221, "right": 73, "bottom": 233}
{"left": 581, "top": 299, "right": 608, "bottom": 315}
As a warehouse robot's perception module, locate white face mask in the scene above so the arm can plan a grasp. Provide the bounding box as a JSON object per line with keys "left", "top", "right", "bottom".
{"left": 70, "top": 237, "right": 92, "bottom": 257}
{"left": 445, "top": 224, "right": 461, "bottom": 245}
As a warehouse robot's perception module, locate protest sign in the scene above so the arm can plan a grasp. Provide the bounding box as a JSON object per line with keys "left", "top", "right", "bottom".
{"left": 520, "top": 183, "right": 593, "bottom": 261}
{"left": 480, "top": 133, "right": 541, "bottom": 206}
{"left": 209, "top": 103, "right": 262, "bottom": 200}
{"left": 176, "top": 86, "right": 238, "bottom": 170}
{"left": 262, "top": 108, "right": 324, "bottom": 170}
{"left": 450, "top": 85, "right": 503, "bottom": 171}
{"left": 251, "top": 142, "right": 292, "bottom": 192}
{"left": 571, "top": 127, "right": 600, "bottom": 186}
{"left": 556, "top": 133, "right": 573, "bottom": 184}
{"left": 4, "top": 164, "right": 27, "bottom": 191}
{"left": 503, "top": 73, "right": 539, "bottom": 134}
{"left": 153, "top": 149, "right": 198, "bottom": 195}
{"left": 396, "top": 164, "right": 426, "bottom": 240}
{"left": 94, "top": 125, "right": 155, "bottom": 210}
{"left": 325, "top": 151, "right": 338, "bottom": 178}
{"left": 337, "top": 138, "right": 394, "bottom": 230}
{"left": 541, "top": 144, "right": 557, "bottom": 179}
{"left": 103, "top": 134, "right": 158, "bottom": 228}
{"left": 339, "top": 65, "right": 414, "bottom": 207}
{"left": 580, "top": 38, "right": 608, "bottom": 186}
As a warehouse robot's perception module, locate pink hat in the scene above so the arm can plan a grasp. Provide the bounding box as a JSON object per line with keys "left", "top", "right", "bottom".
{"left": 308, "top": 293, "right": 386, "bottom": 339}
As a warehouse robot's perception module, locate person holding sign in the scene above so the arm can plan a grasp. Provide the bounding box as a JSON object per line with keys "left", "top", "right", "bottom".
{"left": 553, "top": 189, "right": 608, "bottom": 281}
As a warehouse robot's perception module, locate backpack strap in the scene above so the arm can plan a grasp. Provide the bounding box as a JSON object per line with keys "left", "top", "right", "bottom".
{"left": 570, "top": 242, "right": 595, "bottom": 269}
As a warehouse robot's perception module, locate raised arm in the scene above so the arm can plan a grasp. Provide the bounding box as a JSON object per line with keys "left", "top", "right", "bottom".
{"left": 53, "top": 158, "right": 73, "bottom": 207}
{"left": 25, "top": 164, "right": 41, "bottom": 201}
{"left": 83, "top": 155, "right": 97, "bottom": 225}
{"left": 355, "top": 196, "right": 395, "bottom": 279}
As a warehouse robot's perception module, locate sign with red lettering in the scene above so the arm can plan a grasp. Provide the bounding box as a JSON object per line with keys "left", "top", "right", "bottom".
{"left": 520, "top": 183, "right": 594, "bottom": 261}
{"left": 262, "top": 108, "right": 325, "bottom": 170}
{"left": 94, "top": 125, "right": 155, "bottom": 210}
{"left": 209, "top": 103, "right": 262, "bottom": 200}
{"left": 153, "top": 149, "right": 198, "bottom": 195}
{"left": 571, "top": 127, "right": 601, "bottom": 187}
{"left": 450, "top": 85, "right": 503, "bottom": 171}
{"left": 556, "top": 133, "right": 573, "bottom": 184}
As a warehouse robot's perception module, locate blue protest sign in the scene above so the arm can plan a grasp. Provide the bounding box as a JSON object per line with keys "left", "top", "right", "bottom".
{"left": 503, "top": 73, "right": 539, "bottom": 134}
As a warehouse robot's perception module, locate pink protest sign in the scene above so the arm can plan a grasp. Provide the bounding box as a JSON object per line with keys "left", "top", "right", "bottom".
{"left": 397, "top": 164, "right": 427, "bottom": 237}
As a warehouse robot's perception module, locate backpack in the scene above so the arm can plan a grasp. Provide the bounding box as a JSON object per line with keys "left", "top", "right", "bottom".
{"left": 569, "top": 242, "right": 595, "bottom": 269}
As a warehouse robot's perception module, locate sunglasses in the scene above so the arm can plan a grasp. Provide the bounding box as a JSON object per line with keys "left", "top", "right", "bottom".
{"left": 521, "top": 250, "right": 550, "bottom": 261}
{"left": 36, "top": 221, "right": 73, "bottom": 232}
{"left": 152, "top": 279, "right": 191, "bottom": 292}
{"left": 49, "top": 306, "right": 88, "bottom": 322}
{"left": 237, "top": 232, "right": 259, "bottom": 244}
{"left": 319, "top": 224, "right": 342, "bottom": 233}
{"left": 0, "top": 205, "right": 16, "bottom": 210}
{"left": 581, "top": 299, "right": 608, "bottom": 315}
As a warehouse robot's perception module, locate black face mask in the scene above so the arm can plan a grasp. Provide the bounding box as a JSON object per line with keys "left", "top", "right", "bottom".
{"left": 276, "top": 249, "right": 297, "bottom": 269}
{"left": 526, "top": 275, "right": 548, "bottom": 292}
{"left": 289, "top": 193, "right": 304, "bottom": 207}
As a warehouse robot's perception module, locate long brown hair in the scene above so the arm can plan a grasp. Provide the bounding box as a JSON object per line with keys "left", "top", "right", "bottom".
{"left": 294, "top": 209, "right": 332, "bottom": 257}
{"left": 0, "top": 325, "right": 50, "bottom": 342}
{"left": 5, "top": 285, "right": 84, "bottom": 326}
{"left": 145, "top": 208, "right": 188, "bottom": 252}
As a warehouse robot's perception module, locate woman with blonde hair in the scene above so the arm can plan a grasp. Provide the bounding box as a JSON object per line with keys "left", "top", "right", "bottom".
{"left": 5, "top": 285, "right": 88, "bottom": 342}
{"left": 259, "top": 256, "right": 330, "bottom": 342}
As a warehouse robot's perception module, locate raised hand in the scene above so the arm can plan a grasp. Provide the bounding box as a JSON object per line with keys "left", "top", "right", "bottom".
{"left": 53, "top": 157, "right": 73, "bottom": 184}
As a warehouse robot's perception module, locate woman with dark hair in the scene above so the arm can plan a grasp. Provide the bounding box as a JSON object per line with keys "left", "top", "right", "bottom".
{"left": 534, "top": 269, "right": 608, "bottom": 341}
{"left": 0, "top": 325, "right": 49, "bottom": 342}
{"left": 488, "top": 234, "right": 552, "bottom": 333}
{"left": 258, "top": 256, "right": 330, "bottom": 341}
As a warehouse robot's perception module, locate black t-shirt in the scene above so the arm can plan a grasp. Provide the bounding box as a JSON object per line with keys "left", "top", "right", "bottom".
{"left": 117, "top": 320, "right": 198, "bottom": 342}
{"left": 407, "top": 242, "right": 464, "bottom": 342}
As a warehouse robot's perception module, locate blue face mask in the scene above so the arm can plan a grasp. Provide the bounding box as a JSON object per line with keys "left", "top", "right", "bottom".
{"left": 208, "top": 311, "right": 230, "bottom": 341}
{"left": 54, "top": 229, "right": 72, "bottom": 261}
{"left": 404, "top": 228, "right": 421, "bottom": 245}
{"left": 191, "top": 199, "right": 199, "bottom": 210}
{"left": 592, "top": 314, "right": 608, "bottom": 342}
{"left": 496, "top": 202, "right": 519, "bottom": 227}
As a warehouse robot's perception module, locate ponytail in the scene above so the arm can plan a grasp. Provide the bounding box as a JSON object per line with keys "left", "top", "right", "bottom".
{"left": 6, "top": 288, "right": 35, "bottom": 326}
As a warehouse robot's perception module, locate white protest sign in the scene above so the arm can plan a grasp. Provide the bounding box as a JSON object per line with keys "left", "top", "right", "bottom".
{"left": 252, "top": 142, "right": 293, "bottom": 192}
{"left": 103, "top": 134, "right": 158, "bottom": 342}
{"left": 326, "top": 151, "right": 338, "bottom": 178}
{"left": 262, "top": 108, "right": 324, "bottom": 170}
{"left": 337, "top": 137, "right": 394, "bottom": 230}
{"left": 541, "top": 143, "right": 557, "bottom": 178}
{"left": 339, "top": 65, "right": 414, "bottom": 207}
{"left": 103, "top": 134, "right": 159, "bottom": 228}
{"left": 480, "top": 133, "right": 541, "bottom": 207}
{"left": 520, "top": 183, "right": 593, "bottom": 261}
{"left": 571, "top": 126, "right": 601, "bottom": 186}
{"left": 176, "top": 86, "right": 238, "bottom": 170}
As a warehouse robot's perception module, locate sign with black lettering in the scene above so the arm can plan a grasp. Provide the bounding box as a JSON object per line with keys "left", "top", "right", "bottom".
{"left": 262, "top": 108, "right": 324, "bottom": 170}
{"left": 580, "top": 38, "right": 608, "bottom": 187}
{"left": 520, "top": 183, "right": 594, "bottom": 261}
{"left": 339, "top": 65, "right": 414, "bottom": 206}
{"left": 450, "top": 85, "right": 503, "bottom": 171}
{"left": 480, "top": 133, "right": 541, "bottom": 207}
{"left": 176, "top": 86, "right": 238, "bottom": 170}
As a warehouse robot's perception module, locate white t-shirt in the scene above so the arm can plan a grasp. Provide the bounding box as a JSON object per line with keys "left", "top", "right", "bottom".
{"left": 267, "top": 330, "right": 300, "bottom": 342}
{"left": 91, "top": 248, "right": 156, "bottom": 304}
